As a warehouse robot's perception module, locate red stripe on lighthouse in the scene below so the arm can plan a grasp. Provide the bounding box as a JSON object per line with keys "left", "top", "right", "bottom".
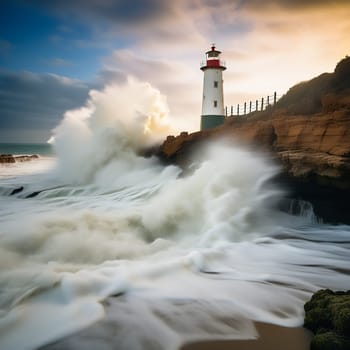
{"left": 206, "top": 59, "right": 220, "bottom": 67}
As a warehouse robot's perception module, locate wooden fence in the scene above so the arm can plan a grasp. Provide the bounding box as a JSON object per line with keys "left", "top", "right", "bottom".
{"left": 225, "top": 92, "right": 280, "bottom": 117}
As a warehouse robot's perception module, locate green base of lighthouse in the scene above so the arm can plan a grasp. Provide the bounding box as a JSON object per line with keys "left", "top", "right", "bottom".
{"left": 200, "top": 115, "right": 225, "bottom": 130}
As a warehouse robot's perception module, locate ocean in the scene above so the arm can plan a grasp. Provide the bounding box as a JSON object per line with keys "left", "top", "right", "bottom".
{"left": 0, "top": 81, "right": 349, "bottom": 350}
{"left": 0, "top": 143, "right": 54, "bottom": 156}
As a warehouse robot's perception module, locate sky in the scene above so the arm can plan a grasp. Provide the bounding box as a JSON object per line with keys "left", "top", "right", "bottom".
{"left": 0, "top": 0, "right": 349, "bottom": 143}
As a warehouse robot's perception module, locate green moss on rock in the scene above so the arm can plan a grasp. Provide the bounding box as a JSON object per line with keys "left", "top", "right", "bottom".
{"left": 311, "top": 331, "right": 350, "bottom": 350}
{"left": 304, "top": 289, "right": 350, "bottom": 350}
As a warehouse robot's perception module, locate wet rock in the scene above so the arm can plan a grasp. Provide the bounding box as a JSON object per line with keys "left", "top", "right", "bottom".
{"left": 0, "top": 154, "right": 39, "bottom": 164}
{"left": 10, "top": 186, "right": 24, "bottom": 195}
{"left": 311, "top": 331, "right": 350, "bottom": 350}
{"left": 25, "top": 190, "right": 42, "bottom": 198}
{"left": 159, "top": 110, "right": 350, "bottom": 189}
{"left": 304, "top": 289, "right": 350, "bottom": 350}
{"left": 0, "top": 154, "right": 15, "bottom": 163}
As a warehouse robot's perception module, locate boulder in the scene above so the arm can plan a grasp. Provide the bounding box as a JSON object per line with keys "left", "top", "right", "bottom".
{"left": 0, "top": 154, "right": 16, "bottom": 163}
{"left": 0, "top": 154, "right": 39, "bottom": 164}
{"left": 311, "top": 331, "right": 350, "bottom": 350}
{"left": 304, "top": 289, "right": 350, "bottom": 350}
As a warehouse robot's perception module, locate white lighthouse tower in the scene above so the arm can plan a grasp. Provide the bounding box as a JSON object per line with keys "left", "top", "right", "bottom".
{"left": 200, "top": 44, "right": 226, "bottom": 130}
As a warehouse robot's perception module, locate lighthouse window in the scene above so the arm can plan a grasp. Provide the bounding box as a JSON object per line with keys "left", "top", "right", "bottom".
{"left": 214, "top": 81, "right": 218, "bottom": 88}
{"left": 214, "top": 100, "right": 218, "bottom": 107}
{"left": 208, "top": 51, "right": 219, "bottom": 58}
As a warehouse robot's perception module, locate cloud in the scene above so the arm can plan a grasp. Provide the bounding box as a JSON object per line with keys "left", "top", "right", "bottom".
{"left": 45, "top": 58, "right": 74, "bottom": 67}
{"left": 14, "top": 0, "right": 205, "bottom": 50}
{"left": 22, "top": 0, "right": 175, "bottom": 25}
{"left": 232, "top": 2, "right": 350, "bottom": 92}
{"left": 0, "top": 70, "right": 90, "bottom": 142}
{"left": 241, "top": 0, "right": 350, "bottom": 10}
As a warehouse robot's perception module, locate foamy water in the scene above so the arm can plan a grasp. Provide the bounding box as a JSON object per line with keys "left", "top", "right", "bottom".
{"left": 0, "top": 79, "right": 349, "bottom": 350}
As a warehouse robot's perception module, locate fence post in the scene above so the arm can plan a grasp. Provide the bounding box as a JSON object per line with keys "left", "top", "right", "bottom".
{"left": 228, "top": 92, "right": 277, "bottom": 117}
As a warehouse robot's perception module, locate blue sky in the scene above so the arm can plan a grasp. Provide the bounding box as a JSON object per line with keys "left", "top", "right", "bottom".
{"left": 0, "top": 0, "right": 349, "bottom": 143}
{"left": 0, "top": 2, "right": 109, "bottom": 79}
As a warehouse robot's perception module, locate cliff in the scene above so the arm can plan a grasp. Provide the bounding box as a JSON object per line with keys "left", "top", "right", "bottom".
{"left": 158, "top": 57, "right": 350, "bottom": 223}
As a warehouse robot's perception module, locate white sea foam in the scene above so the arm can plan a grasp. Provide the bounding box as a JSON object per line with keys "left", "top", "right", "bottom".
{"left": 50, "top": 77, "right": 172, "bottom": 185}
{"left": 0, "top": 78, "right": 349, "bottom": 350}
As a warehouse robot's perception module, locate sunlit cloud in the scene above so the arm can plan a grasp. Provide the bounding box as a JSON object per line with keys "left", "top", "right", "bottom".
{"left": 229, "top": 2, "right": 350, "bottom": 95}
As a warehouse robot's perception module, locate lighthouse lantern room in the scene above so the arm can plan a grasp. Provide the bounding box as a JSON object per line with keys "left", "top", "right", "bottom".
{"left": 200, "top": 44, "right": 226, "bottom": 130}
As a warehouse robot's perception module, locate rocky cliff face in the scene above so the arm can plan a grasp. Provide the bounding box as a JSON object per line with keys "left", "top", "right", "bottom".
{"left": 157, "top": 58, "right": 350, "bottom": 223}
{"left": 160, "top": 108, "right": 350, "bottom": 185}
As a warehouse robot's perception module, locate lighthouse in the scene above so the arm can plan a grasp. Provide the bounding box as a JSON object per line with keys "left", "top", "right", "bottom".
{"left": 200, "top": 45, "right": 226, "bottom": 130}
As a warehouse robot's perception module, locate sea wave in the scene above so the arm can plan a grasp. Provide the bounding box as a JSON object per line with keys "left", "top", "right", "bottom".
{"left": 0, "top": 79, "right": 349, "bottom": 350}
